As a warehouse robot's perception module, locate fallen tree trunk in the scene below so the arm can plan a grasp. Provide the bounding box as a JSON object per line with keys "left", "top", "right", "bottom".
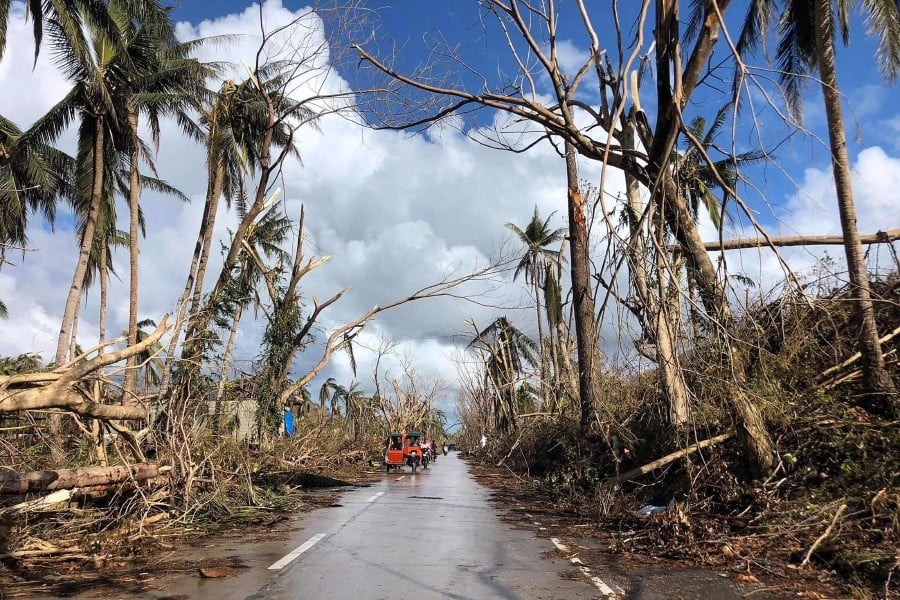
{"left": 0, "top": 316, "right": 168, "bottom": 420}
{"left": 0, "top": 463, "right": 160, "bottom": 494}
{"left": 669, "top": 229, "right": 900, "bottom": 253}
{"left": 603, "top": 433, "right": 732, "bottom": 486}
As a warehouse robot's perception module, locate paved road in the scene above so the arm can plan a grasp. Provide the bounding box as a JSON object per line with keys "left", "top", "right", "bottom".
{"left": 156, "top": 453, "right": 600, "bottom": 599}
{"left": 122, "top": 453, "right": 763, "bottom": 599}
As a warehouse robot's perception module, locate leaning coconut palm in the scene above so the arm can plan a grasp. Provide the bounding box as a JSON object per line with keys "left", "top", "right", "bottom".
{"left": 735, "top": 0, "right": 899, "bottom": 418}
{"left": 180, "top": 67, "right": 308, "bottom": 363}
{"left": 469, "top": 317, "right": 537, "bottom": 434}
{"left": 23, "top": 0, "right": 181, "bottom": 368}
{"left": 162, "top": 71, "right": 303, "bottom": 398}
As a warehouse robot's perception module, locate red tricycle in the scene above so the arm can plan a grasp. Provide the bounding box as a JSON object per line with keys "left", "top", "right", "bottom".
{"left": 384, "top": 432, "right": 428, "bottom": 473}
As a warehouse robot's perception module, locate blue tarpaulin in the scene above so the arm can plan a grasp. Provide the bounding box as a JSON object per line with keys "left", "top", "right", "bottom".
{"left": 284, "top": 410, "right": 295, "bottom": 437}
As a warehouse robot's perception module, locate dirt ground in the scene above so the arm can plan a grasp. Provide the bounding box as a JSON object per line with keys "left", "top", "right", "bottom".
{"left": 0, "top": 464, "right": 383, "bottom": 599}
{"left": 466, "top": 462, "right": 862, "bottom": 600}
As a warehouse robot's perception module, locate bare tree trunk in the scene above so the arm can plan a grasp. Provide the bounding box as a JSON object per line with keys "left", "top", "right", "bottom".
{"left": 0, "top": 464, "right": 160, "bottom": 494}
{"left": 99, "top": 244, "right": 108, "bottom": 357}
{"left": 650, "top": 0, "right": 773, "bottom": 475}
{"left": 124, "top": 108, "right": 141, "bottom": 401}
{"left": 623, "top": 116, "right": 689, "bottom": 428}
{"left": 813, "top": 0, "right": 897, "bottom": 418}
{"left": 182, "top": 93, "right": 277, "bottom": 369}
{"left": 656, "top": 252, "right": 689, "bottom": 427}
{"left": 212, "top": 303, "right": 243, "bottom": 437}
{"left": 565, "top": 142, "right": 601, "bottom": 434}
{"left": 532, "top": 256, "right": 548, "bottom": 406}
{"left": 55, "top": 119, "right": 105, "bottom": 367}
{"left": 553, "top": 251, "right": 579, "bottom": 406}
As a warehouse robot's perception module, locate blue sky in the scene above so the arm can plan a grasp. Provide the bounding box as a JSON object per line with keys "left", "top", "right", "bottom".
{"left": 1, "top": 1, "right": 898, "bottom": 415}
{"left": 171, "top": 1, "right": 899, "bottom": 233}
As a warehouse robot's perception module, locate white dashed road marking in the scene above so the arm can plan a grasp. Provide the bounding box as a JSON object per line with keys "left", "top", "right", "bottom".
{"left": 396, "top": 475, "right": 406, "bottom": 481}
{"left": 550, "top": 537, "right": 622, "bottom": 598}
{"left": 366, "top": 491, "right": 385, "bottom": 503}
{"left": 268, "top": 533, "right": 327, "bottom": 570}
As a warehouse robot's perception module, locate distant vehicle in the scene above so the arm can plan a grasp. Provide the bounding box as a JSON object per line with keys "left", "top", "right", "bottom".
{"left": 384, "top": 432, "right": 427, "bottom": 473}
{"left": 385, "top": 433, "right": 405, "bottom": 472}
{"left": 408, "top": 432, "right": 428, "bottom": 471}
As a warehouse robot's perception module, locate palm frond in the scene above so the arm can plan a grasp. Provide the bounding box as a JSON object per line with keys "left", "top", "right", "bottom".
{"left": 862, "top": 0, "right": 900, "bottom": 82}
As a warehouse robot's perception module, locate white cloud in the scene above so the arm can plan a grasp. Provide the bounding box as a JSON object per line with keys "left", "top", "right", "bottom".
{"left": 4, "top": 0, "right": 896, "bottom": 420}
{"left": 0, "top": 0, "right": 572, "bottom": 412}
{"left": 718, "top": 146, "right": 900, "bottom": 294}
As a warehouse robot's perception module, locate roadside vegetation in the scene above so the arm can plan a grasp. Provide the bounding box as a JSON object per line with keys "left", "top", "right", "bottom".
{"left": 1, "top": 1, "right": 898, "bottom": 598}
{"left": 457, "top": 274, "right": 898, "bottom": 597}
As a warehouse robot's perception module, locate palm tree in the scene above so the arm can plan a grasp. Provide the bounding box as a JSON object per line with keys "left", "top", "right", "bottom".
{"left": 162, "top": 73, "right": 298, "bottom": 395}
{"left": 120, "top": 6, "right": 212, "bottom": 399}
{"left": 179, "top": 68, "right": 307, "bottom": 368}
{"left": 0, "top": 0, "right": 120, "bottom": 64}
{"left": 505, "top": 207, "right": 565, "bottom": 407}
{"left": 0, "top": 352, "right": 43, "bottom": 375}
{"left": 319, "top": 377, "right": 339, "bottom": 413}
{"left": 469, "top": 317, "right": 537, "bottom": 433}
{"left": 23, "top": 1, "right": 151, "bottom": 367}
{"left": 338, "top": 382, "right": 367, "bottom": 438}
{"left": 674, "top": 105, "right": 768, "bottom": 231}
{"left": 0, "top": 115, "right": 74, "bottom": 255}
{"left": 0, "top": 115, "right": 74, "bottom": 317}
{"left": 738, "top": 0, "right": 899, "bottom": 418}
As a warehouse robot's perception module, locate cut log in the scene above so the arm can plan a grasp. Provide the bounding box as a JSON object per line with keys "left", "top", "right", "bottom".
{"left": 0, "top": 463, "right": 159, "bottom": 494}
{"left": 602, "top": 433, "right": 732, "bottom": 486}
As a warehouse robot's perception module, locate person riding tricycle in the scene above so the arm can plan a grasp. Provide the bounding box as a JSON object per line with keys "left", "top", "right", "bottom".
{"left": 384, "top": 432, "right": 428, "bottom": 473}
{"left": 405, "top": 432, "right": 428, "bottom": 471}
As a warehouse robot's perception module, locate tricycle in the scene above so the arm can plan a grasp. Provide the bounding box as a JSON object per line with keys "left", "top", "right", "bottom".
{"left": 384, "top": 432, "right": 428, "bottom": 473}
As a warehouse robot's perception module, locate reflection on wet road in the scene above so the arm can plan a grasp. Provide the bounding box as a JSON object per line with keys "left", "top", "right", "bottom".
{"left": 243, "top": 453, "right": 599, "bottom": 599}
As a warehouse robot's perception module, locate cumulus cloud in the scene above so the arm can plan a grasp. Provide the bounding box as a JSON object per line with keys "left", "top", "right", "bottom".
{"left": 0, "top": 1, "right": 569, "bottom": 416}
{"left": 716, "top": 146, "right": 900, "bottom": 296}
{"left": 2, "top": 0, "right": 898, "bottom": 421}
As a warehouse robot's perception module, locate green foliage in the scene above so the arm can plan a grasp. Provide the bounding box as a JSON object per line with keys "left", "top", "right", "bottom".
{"left": 255, "top": 292, "right": 304, "bottom": 436}
{"left": 0, "top": 352, "right": 43, "bottom": 375}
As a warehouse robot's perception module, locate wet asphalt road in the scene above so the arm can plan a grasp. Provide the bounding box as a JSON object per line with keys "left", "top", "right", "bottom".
{"left": 153, "top": 453, "right": 600, "bottom": 599}
{"left": 92, "top": 453, "right": 765, "bottom": 599}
